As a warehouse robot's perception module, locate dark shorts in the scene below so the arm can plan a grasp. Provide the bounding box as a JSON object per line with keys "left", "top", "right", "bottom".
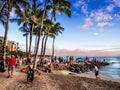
{"left": 8, "top": 66, "right": 15, "bottom": 71}
{"left": 95, "top": 71, "right": 99, "bottom": 76}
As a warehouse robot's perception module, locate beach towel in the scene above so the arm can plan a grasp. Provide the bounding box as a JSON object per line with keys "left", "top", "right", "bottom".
{"left": 21, "top": 67, "right": 28, "bottom": 74}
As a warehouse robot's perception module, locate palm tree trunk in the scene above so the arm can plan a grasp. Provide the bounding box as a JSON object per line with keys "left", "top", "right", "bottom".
{"left": 43, "top": 34, "right": 48, "bottom": 56}
{"left": 41, "top": 34, "right": 45, "bottom": 56}
{"left": 3, "top": 12, "right": 10, "bottom": 69}
{"left": 33, "top": 35, "right": 38, "bottom": 55}
{"left": 34, "top": 0, "right": 48, "bottom": 69}
{"left": 52, "top": 38, "right": 55, "bottom": 56}
{"left": 28, "top": 23, "right": 34, "bottom": 58}
{"left": 26, "top": 33, "right": 28, "bottom": 55}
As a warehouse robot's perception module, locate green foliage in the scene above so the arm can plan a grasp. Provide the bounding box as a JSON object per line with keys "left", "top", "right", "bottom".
{"left": 8, "top": 50, "right": 27, "bottom": 57}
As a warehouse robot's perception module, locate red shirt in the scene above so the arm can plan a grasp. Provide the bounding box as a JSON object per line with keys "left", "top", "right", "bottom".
{"left": 8, "top": 57, "right": 16, "bottom": 66}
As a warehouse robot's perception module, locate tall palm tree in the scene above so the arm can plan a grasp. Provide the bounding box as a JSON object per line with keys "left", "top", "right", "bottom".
{"left": 11, "top": 0, "right": 42, "bottom": 59}
{"left": 28, "top": 0, "right": 42, "bottom": 58}
{"left": 42, "top": 19, "right": 53, "bottom": 56}
{"left": 41, "top": 0, "right": 71, "bottom": 56}
{"left": 11, "top": 6, "right": 31, "bottom": 57}
{"left": 34, "top": 0, "right": 51, "bottom": 67}
{"left": 2, "top": 0, "right": 29, "bottom": 68}
{"left": 48, "top": 22, "right": 64, "bottom": 56}
{"left": 19, "top": 23, "right": 29, "bottom": 55}
{"left": 0, "top": 1, "right": 7, "bottom": 29}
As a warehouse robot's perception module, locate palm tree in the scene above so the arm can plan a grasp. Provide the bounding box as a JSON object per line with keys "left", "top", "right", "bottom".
{"left": 34, "top": 0, "right": 51, "bottom": 67}
{"left": 28, "top": 0, "right": 42, "bottom": 58}
{"left": 48, "top": 22, "right": 64, "bottom": 56}
{"left": 0, "top": 1, "right": 7, "bottom": 29}
{"left": 2, "top": 0, "right": 29, "bottom": 68}
{"left": 11, "top": 0, "right": 42, "bottom": 59}
{"left": 19, "top": 23, "right": 29, "bottom": 55}
{"left": 41, "top": 0, "right": 71, "bottom": 56}
{"left": 41, "top": 19, "right": 53, "bottom": 56}
{"left": 51, "top": 0, "right": 71, "bottom": 21}
{"left": 11, "top": 6, "right": 31, "bottom": 57}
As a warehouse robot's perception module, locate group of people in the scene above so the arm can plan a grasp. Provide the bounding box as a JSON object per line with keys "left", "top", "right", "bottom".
{"left": 1, "top": 55, "right": 100, "bottom": 85}
{"left": 6, "top": 55, "right": 34, "bottom": 83}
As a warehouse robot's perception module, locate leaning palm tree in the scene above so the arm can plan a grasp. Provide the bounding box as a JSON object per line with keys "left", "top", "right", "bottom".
{"left": 2, "top": 0, "right": 29, "bottom": 68}
{"left": 34, "top": 0, "right": 51, "bottom": 67}
{"left": 0, "top": 1, "right": 7, "bottom": 29}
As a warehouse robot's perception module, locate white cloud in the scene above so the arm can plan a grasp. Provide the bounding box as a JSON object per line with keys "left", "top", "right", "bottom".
{"left": 81, "top": 18, "right": 93, "bottom": 30}
{"left": 106, "top": 4, "right": 115, "bottom": 12}
{"left": 112, "top": 0, "right": 120, "bottom": 6}
{"left": 73, "top": 0, "right": 88, "bottom": 14}
{"left": 106, "top": 0, "right": 120, "bottom": 7}
{"left": 90, "top": 10, "right": 113, "bottom": 22}
{"left": 97, "top": 22, "right": 112, "bottom": 28}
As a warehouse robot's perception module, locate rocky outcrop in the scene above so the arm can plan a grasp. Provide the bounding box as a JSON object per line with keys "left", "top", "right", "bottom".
{"left": 68, "top": 61, "right": 109, "bottom": 73}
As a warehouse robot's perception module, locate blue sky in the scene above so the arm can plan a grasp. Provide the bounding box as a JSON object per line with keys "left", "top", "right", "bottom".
{"left": 0, "top": 0, "right": 120, "bottom": 56}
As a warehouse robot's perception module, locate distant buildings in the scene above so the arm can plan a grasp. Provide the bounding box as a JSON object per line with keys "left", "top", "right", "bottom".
{"left": 0, "top": 36, "right": 17, "bottom": 51}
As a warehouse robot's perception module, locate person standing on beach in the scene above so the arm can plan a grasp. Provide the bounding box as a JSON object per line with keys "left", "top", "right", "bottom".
{"left": 8, "top": 55, "right": 16, "bottom": 78}
{"left": 94, "top": 65, "right": 99, "bottom": 79}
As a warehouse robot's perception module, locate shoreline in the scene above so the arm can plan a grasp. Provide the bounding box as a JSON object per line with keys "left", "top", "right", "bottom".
{"left": 53, "top": 70, "right": 120, "bottom": 83}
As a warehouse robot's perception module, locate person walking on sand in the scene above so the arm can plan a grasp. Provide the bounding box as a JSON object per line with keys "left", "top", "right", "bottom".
{"left": 94, "top": 65, "right": 99, "bottom": 79}
{"left": 8, "top": 55, "right": 16, "bottom": 78}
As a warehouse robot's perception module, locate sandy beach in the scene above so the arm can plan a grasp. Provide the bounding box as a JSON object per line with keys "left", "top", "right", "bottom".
{"left": 0, "top": 68, "right": 120, "bottom": 90}
{"left": 53, "top": 70, "right": 120, "bottom": 83}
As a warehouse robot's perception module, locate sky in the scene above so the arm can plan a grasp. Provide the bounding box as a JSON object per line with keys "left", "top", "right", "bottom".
{"left": 0, "top": 0, "right": 120, "bottom": 57}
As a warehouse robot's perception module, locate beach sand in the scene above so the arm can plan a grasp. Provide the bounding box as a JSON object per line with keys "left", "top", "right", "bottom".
{"left": 54, "top": 70, "right": 120, "bottom": 83}
{"left": 0, "top": 69, "right": 120, "bottom": 90}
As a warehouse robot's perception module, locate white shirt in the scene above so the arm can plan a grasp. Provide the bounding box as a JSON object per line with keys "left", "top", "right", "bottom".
{"left": 94, "top": 66, "right": 99, "bottom": 71}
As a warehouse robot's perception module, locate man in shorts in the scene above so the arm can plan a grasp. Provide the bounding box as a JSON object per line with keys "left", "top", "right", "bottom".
{"left": 94, "top": 65, "right": 99, "bottom": 79}
{"left": 8, "top": 55, "right": 16, "bottom": 78}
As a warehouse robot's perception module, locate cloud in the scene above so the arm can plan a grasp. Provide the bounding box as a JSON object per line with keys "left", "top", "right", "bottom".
{"left": 77, "top": 0, "right": 120, "bottom": 29}
{"left": 73, "top": 0, "right": 88, "bottom": 14}
{"left": 97, "top": 22, "right": 112, "bottom": 28}
{"left": 81, "top": 18, "right": 93, "bottom": 30}
{"left": 90, "top": 10, "right": 113, "bottom": 22}
{"left": 106, "top": 0, "right": 120, "bottom": 7}
{"left": 106, "top": 4, "right": 115, "bottom": 12}
{"left": 54, "top": 48, "right": 119, "bottom": 57}
{"left": 19, "top": 44, "right": 120, "bottom": 57}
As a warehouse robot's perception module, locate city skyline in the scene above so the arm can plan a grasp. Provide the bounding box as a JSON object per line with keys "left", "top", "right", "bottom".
{"left": 0, "top": 0, "right": 120, "bottom": 56}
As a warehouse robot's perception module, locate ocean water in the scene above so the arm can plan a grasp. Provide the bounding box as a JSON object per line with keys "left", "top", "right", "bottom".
{"left": 53, "top": 56, "right": 120, "bottom": 80}
{"left": 73, "top": 57, "right": 120, "bottom": 80}
{"left": 98, "top": 57, "right": 120, "bottom": 80}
